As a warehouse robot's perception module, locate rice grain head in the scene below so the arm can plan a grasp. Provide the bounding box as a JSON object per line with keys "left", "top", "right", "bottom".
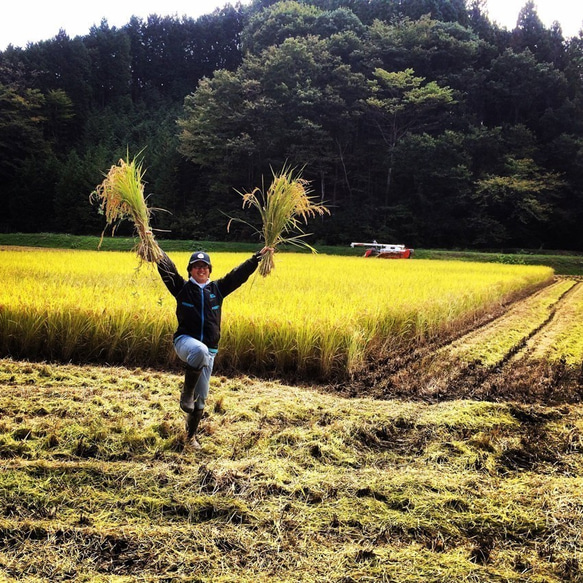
{"left": 91, "top": 153, "right": 163, "bottom": 264}
{"left": 238, "top": 165, "right": 330, "bottom": 276}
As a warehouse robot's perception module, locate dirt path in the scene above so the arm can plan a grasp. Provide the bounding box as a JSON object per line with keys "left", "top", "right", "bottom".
{"left": 342, "top": 279, "right": 583, "bottom": 404}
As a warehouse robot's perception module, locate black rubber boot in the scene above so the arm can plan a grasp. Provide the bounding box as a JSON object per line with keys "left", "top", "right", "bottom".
{"left": 185, "top": 408, "right": 204, "bottom": 449}
{"left": 180, "top": 366, "right": 202, "bottom": 414}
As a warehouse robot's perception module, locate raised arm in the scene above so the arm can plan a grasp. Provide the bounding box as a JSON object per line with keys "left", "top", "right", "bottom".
{"left": 216, "top": 247, "right": 273, "bottom": 298}
{"left": 157, "top": 250, "right": 186, "bottom": 297}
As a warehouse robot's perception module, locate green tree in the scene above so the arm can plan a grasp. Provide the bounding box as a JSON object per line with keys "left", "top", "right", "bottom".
{"left": 0, "top": 84, "right": 47, "bottom": 171}
{"left": 22, "top": 30, "right": 92, "bottom": 124}
{"left": 179, "top": 34, "right": 366, "bottom": 210}
{"left": 366, "top": 67, "right": 455, "bottom": 205}
{"left": 85, "top": 20, "right": 132, "bottom": 107}
{"left": 483, "top": 48, "right": 568, "bottom": 128}
{"left": 469, "top": 157, "right": 565, "bottom": 246}
{"left": 53, "top": 148, "right": 107, "bottom": 234}
{"left": 43, "top": 89, "right": 75, "bottom": 151}
{"left": 392, "top": 130, "right": 473, "bottom": 246}
{"left": 511, "top": 1, "right": 566, "bottom": 65}
{"left": 242, "top": 1, "right": 323, "bottom": 53}
{"left": 0, "top": 83, "right": 52, "bottom": 231}
{"left": 364, "top": 16, "right": 493, "bottom": 93}
{"left": 467, "top": 0, "right": 495, "bottom": 41}
{"left": 124, "top": 8, "right": 244, "bottom": 105}
{"left": 541, "top": 134, "right": 583, "bottom": 249}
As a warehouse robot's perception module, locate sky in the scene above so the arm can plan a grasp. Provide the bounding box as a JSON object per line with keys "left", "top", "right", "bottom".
{"left": 1, "top": 0, "right": 582, "bottom": 52}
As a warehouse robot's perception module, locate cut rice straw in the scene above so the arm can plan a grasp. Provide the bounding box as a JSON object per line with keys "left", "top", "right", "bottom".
{"left": 91, "top": 152, "right": 164, "bottom": 264}
{"left": 232, "top": 165, "right": 330, "bottom": 276}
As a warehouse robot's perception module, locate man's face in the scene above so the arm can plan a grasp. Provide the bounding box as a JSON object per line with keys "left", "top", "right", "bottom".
{"left": 189, "top": 261, "right": 210, "bottom": 284}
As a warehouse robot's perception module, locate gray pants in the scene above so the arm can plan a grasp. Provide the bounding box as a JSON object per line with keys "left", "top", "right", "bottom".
{"left": 173, "top": 335, "right": 216, "bottom": 410}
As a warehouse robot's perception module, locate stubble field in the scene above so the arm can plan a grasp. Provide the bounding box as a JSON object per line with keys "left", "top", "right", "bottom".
{"left": 0, "top": 358, "right": 581, "bottom": 582}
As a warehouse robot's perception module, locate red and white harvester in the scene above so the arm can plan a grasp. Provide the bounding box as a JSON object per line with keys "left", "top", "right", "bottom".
{"left": 350, "top": 241, "right": 414, "bottom": 259}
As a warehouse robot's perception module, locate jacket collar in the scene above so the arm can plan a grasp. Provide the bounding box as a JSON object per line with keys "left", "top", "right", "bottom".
{"left": 189, "top": 277, "right": 210, "bottom": 288}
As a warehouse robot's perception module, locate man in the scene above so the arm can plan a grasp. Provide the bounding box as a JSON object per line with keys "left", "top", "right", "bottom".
{"left": 157, "top": 246, "right": 271, "bottom": 449}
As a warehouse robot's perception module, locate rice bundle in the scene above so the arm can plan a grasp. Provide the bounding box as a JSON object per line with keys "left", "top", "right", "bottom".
{"left": 91, "top": 153, "right": 163, "bottom": 263}
{"left": 236, "top": 165, "right": 330, "bottom": 276}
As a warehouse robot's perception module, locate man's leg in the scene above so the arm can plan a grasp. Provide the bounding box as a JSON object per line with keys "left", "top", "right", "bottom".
{"left": 180, "top": 365, "right": 201, "bottom": 414}
{"left": 184, "top": 359, "right": 214, "bottom": 448}
{"left": 185, "top": 409, "right": 204, "bottom": 449}
{"left": 184, "top": 359, "right": 215, "bottom": 448}
{"left": 173, "top": 335, "right": 216, "bottom": 447}
{"left": 174, "top": 335, "right": 210, "bottom": 412}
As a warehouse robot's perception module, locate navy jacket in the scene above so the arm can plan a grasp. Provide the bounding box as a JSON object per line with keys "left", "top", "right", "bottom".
{"left": 157, "top": 250, "right": 260, "bottom": 350}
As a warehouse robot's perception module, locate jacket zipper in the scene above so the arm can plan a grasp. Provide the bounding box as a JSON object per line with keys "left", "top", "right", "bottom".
{"left": 199, "top": 287, "right": 205, "bottom": 342}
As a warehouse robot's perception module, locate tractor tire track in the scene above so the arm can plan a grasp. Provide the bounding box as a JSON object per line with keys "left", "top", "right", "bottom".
{"left": 340, "top": 279, "right": 583, "bottom": 405}
{"left": 484, "top": 279, "right": 578, "bottom": 369}
{"left": 483, "top": 281, "right": 583, "bottom": 404}
{"left": 343, "top": 278, "right": 556, "bottom": 388}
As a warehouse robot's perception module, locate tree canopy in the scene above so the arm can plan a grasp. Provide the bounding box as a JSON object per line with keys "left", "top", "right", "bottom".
{"left": 2, "top": 0, "right": 583, "bottom": 249}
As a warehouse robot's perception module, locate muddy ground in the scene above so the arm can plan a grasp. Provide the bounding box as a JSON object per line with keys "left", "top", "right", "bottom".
{"left": 335, "top": 279, "right": 583, "bottom": 405}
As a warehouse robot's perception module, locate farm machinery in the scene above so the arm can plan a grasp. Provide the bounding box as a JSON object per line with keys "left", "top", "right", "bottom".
{"left": 350, "top": 241, "right": 414, "bottom": 259}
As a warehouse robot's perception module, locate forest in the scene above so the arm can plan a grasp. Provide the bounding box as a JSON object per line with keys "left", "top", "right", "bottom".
{"left": 1, "top": 0, "right": 583, "bottom": 250}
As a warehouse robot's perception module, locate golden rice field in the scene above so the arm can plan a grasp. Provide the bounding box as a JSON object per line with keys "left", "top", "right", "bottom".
{"left": 0, "top": 246, "right": 554, "bottom": 379}
{"left": 1, "top": 246, "right": 582, "bottom": 582}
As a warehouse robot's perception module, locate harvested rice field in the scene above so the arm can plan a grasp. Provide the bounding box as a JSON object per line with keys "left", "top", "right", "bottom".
{"left": 0, "top": 357, "right": 582, "bottom": 582}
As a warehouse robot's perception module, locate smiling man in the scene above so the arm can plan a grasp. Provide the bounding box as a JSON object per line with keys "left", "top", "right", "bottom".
{"left": 156, "top": 247, "right": 271, "bottom": 449}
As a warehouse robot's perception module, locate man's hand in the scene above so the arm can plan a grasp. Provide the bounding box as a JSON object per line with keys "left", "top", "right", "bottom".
{"left": 254, "top": 246, "right": 274, "bottom": 260}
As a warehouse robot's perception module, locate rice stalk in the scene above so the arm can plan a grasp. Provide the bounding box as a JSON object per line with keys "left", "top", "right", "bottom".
{"left": 91, "top": 153, "right": 163, "bottom": 263}
{"left": 234, "top": 165, "right": 330, "bottom": 276}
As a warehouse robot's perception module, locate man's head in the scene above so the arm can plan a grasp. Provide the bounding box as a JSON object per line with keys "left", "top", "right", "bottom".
{"left": 187, "top": 251, "right": 212, "bottom": 284}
